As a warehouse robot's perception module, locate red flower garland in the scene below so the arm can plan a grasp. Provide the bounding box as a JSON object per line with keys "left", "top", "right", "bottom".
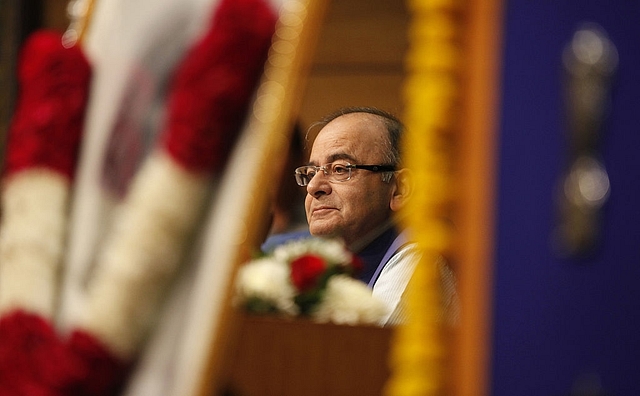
{"left": 0, "top": 310, "right": 126, "bottom": 396}
{"left": 162, "top": 0, "right": 277, "bottom": 173}
{"left": 0, "top": 29, "right": 97, "bottom": 395}
{"left": 65, "top": 330, "right": 129, "bottom": 396}
{"left": 3, "top": 30, "right": 91, "bottom": 179}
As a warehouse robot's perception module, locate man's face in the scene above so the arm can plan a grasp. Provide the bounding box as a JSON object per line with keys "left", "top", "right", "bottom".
{"left": 304, "top": 113, "right": 396, "bottom": 248}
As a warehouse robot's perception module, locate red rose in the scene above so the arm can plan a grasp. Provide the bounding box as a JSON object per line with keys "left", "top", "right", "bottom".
{"left": 290, "top": 255, "right": 327, "bottom": 292}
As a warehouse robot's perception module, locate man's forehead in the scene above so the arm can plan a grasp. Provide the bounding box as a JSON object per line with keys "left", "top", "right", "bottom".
{"left": 308, "top": 113, "right": 388, "bottom": 160}
{"left": 310, "top": 136, "right": 386, "bottom": 165}
{"left": 314, "top": 114, "right": 385, "bottom": 144}
{"left": 325, "top": 112, "right": 386, "bottom": 130}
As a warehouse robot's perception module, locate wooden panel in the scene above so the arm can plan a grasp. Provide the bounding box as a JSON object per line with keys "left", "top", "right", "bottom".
{"left": 299, "top": 73, "right": 405, "bottom": 133}
{"left": 312, "top": 0, "right": 409, "bottom": 67}
{"left": 298, "top": 0, "right": 408, "bottom": 130}
{"left": 224, "top": 316, "right": 392, "bottom": 396}
{"left": 453, "top": 0, "right": 504, "bottom": 395}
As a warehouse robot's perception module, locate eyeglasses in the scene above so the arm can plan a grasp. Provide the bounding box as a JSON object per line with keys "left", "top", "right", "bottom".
{"left": 294, "top": 162, "right": 396, "bottom": 186}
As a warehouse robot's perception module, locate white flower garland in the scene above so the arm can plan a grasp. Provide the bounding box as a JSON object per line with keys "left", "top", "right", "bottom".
{"left": 0, "top": 169, "right": 70, "bottom": 318}
{"left": 76, "top": 151, "right": 209, "bottom": 358}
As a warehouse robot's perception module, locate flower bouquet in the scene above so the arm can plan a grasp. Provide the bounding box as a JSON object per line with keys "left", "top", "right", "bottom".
{"left": 235, "top": 238, "right": 390, "bottom": 326}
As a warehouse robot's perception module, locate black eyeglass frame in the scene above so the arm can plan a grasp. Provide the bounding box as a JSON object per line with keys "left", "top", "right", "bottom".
{"left": 294, "top": 162, "right": 396, "bottom": 187}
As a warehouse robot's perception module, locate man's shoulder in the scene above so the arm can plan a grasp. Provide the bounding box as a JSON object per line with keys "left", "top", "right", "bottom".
{"left": 381, "top": 242, "right": 421, "bottom": 280}
{"left": 260, "top": 229, "right": 311, "bottom": 253}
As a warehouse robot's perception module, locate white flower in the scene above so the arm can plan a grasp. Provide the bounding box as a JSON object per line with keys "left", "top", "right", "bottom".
{"left": 311, "top": 275, "right": 390, "bottom": 326}
{"left": 273, "top": 238, "right": 351, "bottom": 266}
{"left": 235, "top": 257, "right": 298, "bottom": 315}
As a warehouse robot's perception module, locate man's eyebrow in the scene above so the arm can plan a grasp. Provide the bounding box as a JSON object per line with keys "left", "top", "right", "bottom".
{"left": 306, "top": 153, "right": 356, "bottom": 166}
{"left": 328, "top": 153, "right": 356, "bottom": 163}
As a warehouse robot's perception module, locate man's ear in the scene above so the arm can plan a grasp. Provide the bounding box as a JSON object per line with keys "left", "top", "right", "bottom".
{"left": 390, "top": 168, "right": 413, "bottom": 212}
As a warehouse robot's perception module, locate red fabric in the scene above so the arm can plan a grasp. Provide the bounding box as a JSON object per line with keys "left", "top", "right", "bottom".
{"left": 162, "top": 0, "right": 277, "bottom": 173}
{"left": 0, "top": 310, "right": 126, "bottom": 396}
{"left": 3, "top": 31, "right": 91, "bottom": 180}
{"left": 290, "top": 255, "right": 327, "bottom": 292}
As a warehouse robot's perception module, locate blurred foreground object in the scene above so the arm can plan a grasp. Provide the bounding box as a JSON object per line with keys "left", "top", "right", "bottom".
{"left": 0, "top": 0, "right": 277, "bottom": 394}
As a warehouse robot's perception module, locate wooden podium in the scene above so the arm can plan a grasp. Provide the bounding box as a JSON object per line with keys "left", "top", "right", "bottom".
{"left": 222, "top": 315, "right": 393, "bottom": 396}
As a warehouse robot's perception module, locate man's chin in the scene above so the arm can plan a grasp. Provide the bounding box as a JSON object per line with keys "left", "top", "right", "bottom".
{"left": 309, "top": 225, "right": 340, "bottom": 240}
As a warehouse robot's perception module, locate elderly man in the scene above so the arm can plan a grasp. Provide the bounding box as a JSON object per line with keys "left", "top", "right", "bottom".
{"left": 294, "top": 106, "right": 457, "bottom": 325}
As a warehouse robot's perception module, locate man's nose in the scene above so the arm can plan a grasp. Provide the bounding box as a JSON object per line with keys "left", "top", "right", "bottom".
{"left": 306, "top": 169, "right": 331, "bottom": 197}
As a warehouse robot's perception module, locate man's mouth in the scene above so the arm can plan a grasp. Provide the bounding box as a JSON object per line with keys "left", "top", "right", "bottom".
{"left": 312, "top": 206, "right": 336, "bottom": 216}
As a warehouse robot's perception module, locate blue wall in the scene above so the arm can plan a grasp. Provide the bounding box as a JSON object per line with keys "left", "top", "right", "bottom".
{"left": 493, "top": 1, "right": 640, "bottom": 394}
